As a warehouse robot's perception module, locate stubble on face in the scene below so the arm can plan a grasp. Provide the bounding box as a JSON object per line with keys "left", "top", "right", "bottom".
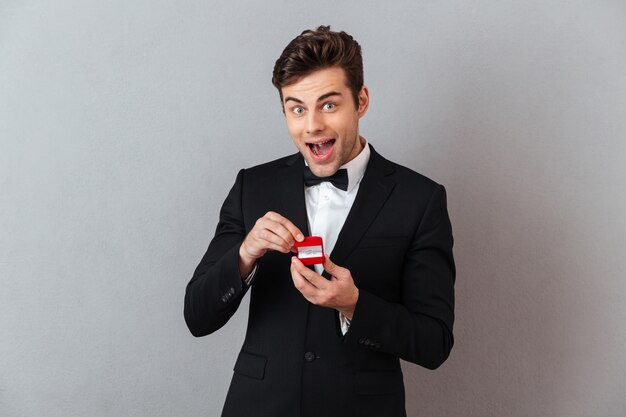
{"left": 281, "top": 67, "right": 368, "bottom": 178}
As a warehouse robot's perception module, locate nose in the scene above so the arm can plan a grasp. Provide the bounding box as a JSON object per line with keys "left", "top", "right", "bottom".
{"left": 305, "top": 110, "right": 324, "bottom": 135}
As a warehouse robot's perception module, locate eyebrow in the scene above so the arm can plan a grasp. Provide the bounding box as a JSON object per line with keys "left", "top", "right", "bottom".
{"left": 284, "top": 91, "right": 342, "bottom": 105}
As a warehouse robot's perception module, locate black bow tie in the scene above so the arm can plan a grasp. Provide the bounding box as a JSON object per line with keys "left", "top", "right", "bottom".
{"left": 303, "top": 166, "right": 349, "bottom": 191}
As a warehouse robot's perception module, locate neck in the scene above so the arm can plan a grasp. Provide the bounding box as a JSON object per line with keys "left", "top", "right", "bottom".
{"left": 346, "top": 135, "right": 365, "bottom": 163}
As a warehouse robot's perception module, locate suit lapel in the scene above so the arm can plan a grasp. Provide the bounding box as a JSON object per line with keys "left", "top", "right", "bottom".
{"left": 328, "top": 147, "right": 396, "bottom": 270}
{"left": 276, "top": 152, "right": 310, "bottom": 236}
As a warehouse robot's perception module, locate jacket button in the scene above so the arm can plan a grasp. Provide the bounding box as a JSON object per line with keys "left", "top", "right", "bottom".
{"left": 304, "top": 351, "right": 316, "bottom": 362}
{"left": 221, "top": 295, "right": 229, "bottom": 303}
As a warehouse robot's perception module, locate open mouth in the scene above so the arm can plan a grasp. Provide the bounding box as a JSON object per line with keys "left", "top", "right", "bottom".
{"left": 307, "top": 139, "right": 335, "bottom": 158}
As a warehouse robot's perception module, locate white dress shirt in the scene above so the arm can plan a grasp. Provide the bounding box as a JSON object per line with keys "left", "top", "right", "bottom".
{"left": 305, "top": 140, "right": 371, "bottom": 335}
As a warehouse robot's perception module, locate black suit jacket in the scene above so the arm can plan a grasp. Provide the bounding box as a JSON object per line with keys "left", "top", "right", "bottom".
{"left": 184, "top": 146, "right": 455, "bottom": 417}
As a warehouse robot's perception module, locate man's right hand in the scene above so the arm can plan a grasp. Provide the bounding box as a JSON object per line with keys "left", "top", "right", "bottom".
{"left": 238, "top": 211, "right": 304, "bottom": 277}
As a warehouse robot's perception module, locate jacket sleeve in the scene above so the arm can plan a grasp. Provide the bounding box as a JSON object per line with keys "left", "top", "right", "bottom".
{"left": 184, "top": 169, "right": 251, "bottom": 337}
{"left": 345, "top": 184, "right": 455, "bottom": 369}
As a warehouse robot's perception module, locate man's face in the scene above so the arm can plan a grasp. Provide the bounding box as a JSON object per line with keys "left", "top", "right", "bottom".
{"left": 281, "top": 66, "right": 369, "bottom": 178}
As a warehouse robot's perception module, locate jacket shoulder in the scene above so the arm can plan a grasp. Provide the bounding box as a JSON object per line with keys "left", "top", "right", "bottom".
{"left": 371, "top": 147, "right": 442, "bottom": 193}
{"left": 242, "top": 152, "right": 301, "bottom": 177}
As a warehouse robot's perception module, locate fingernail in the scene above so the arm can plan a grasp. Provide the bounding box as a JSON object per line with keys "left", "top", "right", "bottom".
{"left": 296, "top": 234, "right": 304, "bottom": 241}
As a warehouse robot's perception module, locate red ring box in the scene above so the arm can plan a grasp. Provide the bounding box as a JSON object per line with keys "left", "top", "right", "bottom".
{"left": 295, "top": 236, "right": 325, "bottom": 265}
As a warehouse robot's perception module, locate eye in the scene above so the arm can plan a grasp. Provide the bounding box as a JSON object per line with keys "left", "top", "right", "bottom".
{"left": 292, "top": 106, "right": 304, "bottom": 115}
{"left": 322, "top": 103, "right": 336, "bottom": 111}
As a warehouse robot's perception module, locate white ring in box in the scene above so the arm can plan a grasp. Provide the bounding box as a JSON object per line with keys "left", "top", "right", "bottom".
{"left": 295, "top": 236, "right": 325, "bottom": 265}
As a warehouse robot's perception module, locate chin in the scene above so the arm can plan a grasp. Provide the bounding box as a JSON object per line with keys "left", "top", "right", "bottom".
{"left": 310, "top": 164, "right": 340, "bottom": 177}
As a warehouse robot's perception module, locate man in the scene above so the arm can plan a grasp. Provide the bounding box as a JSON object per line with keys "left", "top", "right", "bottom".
{"left": 184, "top": 26, "right": 455, "bottom": 417}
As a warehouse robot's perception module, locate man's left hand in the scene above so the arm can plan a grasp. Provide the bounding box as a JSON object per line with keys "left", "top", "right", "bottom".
{"left": 290, "top": 255, "right": 359, "bottom": 320}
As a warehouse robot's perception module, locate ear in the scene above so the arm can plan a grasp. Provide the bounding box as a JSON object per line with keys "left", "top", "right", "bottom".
{"left": 357, "top": 86, "right": 369, "bottom": 118}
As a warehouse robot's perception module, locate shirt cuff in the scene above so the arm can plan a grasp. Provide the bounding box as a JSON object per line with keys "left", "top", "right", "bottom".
{"left": 243, "top": 262, "right": 258, "bottom": 286}
{"left": 339, "top": 312, "right": 351, "bottom": 335}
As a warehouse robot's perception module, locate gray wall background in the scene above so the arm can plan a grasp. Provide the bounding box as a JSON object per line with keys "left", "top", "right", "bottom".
{"left": 2, "top": 1, "right": 625, "bottom": 416}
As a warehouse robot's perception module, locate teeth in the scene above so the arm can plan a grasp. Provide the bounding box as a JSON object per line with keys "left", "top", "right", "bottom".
{"left": 311, "top": 140, "right": 331, "bottom": 147}
{"left": 308, "top": 140, "right": 332, "bottom": 156}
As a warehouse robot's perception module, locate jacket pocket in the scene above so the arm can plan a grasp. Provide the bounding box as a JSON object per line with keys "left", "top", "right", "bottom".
{"left": 355, "top": 370, "right": 404, "bottom": 395}
{"left": 233, "top": 350, "right": 267, "bottom": 380}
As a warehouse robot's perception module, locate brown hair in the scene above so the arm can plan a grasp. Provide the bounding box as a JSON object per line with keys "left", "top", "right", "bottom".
{"left": 272, "top": 25, "right": 363, "bottom": 107}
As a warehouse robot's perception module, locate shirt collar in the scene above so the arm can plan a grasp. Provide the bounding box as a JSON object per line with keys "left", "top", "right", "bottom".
{"left": 340, "top": 137, "right": 370, "bottom": 193}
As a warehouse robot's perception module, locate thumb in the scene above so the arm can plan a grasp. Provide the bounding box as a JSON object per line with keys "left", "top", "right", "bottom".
{"left": 323, "top": 254, "right": 339, "bottom": 274}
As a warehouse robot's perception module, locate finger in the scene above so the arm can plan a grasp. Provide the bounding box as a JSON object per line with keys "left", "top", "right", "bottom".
{"left": 323, "top": 255, "right": 352, "bottom": 283}
{"left": 254, "top": 216, "right": 299, "bottom": 250}
{"left": 264, "top": 241, "right": 293, "bottom": 253}
{"left": 265, "top": 211, "right": 305, "bottom": 242}
{"left": 245, "top": 235, "right": 290, "bottom": 256}
{"left": 322, "top": 255, "right": 340, "bottom": 275}
{"left": 290, "top": 259, "right": 317, "bottom": 294}
{"left": 269, "top": 220, "right": 301, "bottom": 247}
{"left": 249, "top": 217, "right": 300, "bottom": 251}
{"left": 253, "top": 226, "right": 292, "bottom": 252}
{"left": 291, "top": 257, "right": 329, "bottom": 290}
